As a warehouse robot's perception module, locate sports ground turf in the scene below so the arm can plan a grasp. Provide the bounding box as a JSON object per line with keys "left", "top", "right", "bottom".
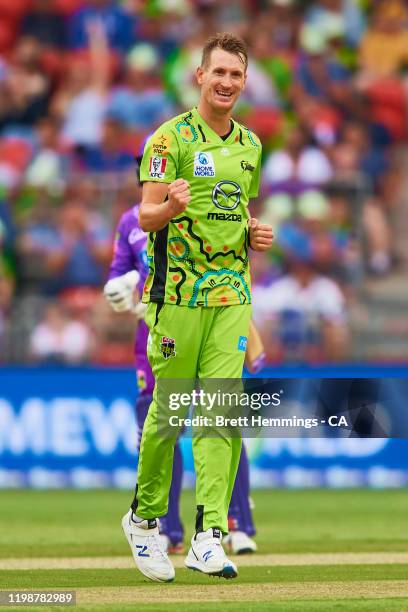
{"left": 1, "top": 489, "right": 408, "bottom": 610}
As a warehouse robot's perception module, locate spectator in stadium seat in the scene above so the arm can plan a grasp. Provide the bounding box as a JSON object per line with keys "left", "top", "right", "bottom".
{"left": 252, "top": 224, "right": 349, "bottom": 363}
{"left": 45, "top": 199, "right": 111, "bottom": 291}
{"left": 339, "top": 122, "right": 390, "bottom": 195}
{"left": 296, "top": 190, "right": 360, "bottom": 287}
{"left": 77, "top": 115, "right": 134, "bottom": 173}
{"left": 135, "top": 8, "right": 189, "bottom": 60}
{"left": 242, "top": 59, "right": 281, "bottom": 110}
{"left": 250, "top": 249, "right": 279, "bottom": 289}
{"left": 0, "top": 36, "right": 50, "bottom": 131}
{"left": 305, "top": 0, "right": 365, "bottom": 48}
{"left": 294, "top": 23, "right": 351, "bottom": 111}
{"left": 17, "top": 194, "right": 57, "bottom": 252}
{"left": 107, "top": 43, "right": 174, "bottom": 131}
{"left": 25, "top": 116, "right": 66, "bottom": 187}
{"left": 264, "top": 0, "right": 301, "bottom": 55}
{"left": 262, "top": 124, "right": 333, "bottom": 196}
{"left": 29, "top": 300, "right": 93, "bottom": 364}
{"left": 67, "top": 175, "right": 101, "bottom": 208}
{"left": 358, "top": 0, "right": 408, "bottom": 80}
{"left": 20, "top": 0, "right": 67, "bottom": 50}
{"left": 330, "top": 133, "right": 393, "bottom": 276}
{"left": 15, "top": 195, "right": 60, "bottom": 290}
{"left": 51, "top": 21, "right": 111, "bottom": 148}
{"left": 67, "top": 0, "right": 135, "bottom": 52}
{"left": 163, "top": 33, "right": 204, "bottom": 109}
{"left": 248, "top": 22, "right": 294, "bottom": 106}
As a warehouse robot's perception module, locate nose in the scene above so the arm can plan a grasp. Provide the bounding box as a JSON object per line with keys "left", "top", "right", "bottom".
{"left": 219, "top": 74, "right": 233, "bottom": 89}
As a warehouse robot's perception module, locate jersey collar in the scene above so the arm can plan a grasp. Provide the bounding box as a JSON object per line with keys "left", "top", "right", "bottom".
{"left": 192, "top": 107, "right": 237, "bottom": 145}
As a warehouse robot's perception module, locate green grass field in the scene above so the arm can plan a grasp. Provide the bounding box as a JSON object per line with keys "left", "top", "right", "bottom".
{"left": 1, "top": 489, "right": 408, "bottom": 610}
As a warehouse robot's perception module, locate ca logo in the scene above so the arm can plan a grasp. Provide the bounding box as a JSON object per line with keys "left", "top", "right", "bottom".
{"left": 212, "top": 180, "right": 241, "bottom": 211}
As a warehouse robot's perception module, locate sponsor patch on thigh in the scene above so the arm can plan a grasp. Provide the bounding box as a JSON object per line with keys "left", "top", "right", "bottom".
{"left": 160, "top": 336, "right": 176, "bottom": 359}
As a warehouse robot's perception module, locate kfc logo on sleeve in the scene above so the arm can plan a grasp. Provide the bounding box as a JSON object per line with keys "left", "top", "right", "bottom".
{"left": 149, "top": 156, "right": 167, "bottom": 179}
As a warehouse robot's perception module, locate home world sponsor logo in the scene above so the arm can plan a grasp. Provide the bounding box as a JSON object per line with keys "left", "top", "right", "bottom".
{"left": 212, "top": 180, "right": 241, "bottom": 210}
{"left": 194, "top": 152, "right": 215, "bottom": 177}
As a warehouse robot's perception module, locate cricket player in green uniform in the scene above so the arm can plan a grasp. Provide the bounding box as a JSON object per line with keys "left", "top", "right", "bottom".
{"left": 122, "top": 33, "right": 273, "bottom": 582}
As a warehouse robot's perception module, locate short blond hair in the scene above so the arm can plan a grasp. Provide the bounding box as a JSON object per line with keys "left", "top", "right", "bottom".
{"left": 201, "top": 32, "right": 248, "bottom": 70}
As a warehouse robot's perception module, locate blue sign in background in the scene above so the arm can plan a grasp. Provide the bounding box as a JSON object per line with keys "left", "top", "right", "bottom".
{"left": 0, "top": 367, "right": 407, "bottom": 488}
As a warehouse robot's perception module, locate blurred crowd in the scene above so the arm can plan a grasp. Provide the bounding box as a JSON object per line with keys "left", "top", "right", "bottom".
{"left": 0, "top": 0, "right": 407, "bottom": 365}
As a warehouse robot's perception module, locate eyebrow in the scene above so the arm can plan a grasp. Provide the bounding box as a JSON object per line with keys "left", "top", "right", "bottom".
{"left": 211, "top": 66, "right": 244, "bottom": 76}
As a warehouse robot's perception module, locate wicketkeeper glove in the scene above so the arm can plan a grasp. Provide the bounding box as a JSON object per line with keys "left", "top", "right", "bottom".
{"left": 103, "top": 270, "right": 141, "bottom": 314}
{"left": 132, "top": 301, "right": 148, "bottom": 320}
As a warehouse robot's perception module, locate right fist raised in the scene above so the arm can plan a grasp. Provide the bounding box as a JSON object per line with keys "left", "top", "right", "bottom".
{"left": 167, "top": 179, "right": 191, "bottom": 217}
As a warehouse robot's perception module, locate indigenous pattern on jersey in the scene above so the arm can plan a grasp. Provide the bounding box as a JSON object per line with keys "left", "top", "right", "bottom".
{"left": 139, "top": 107, "right": 262, "bottom": 308}
{"left": 108, "top": 205, "right": 154, "bottom": 394}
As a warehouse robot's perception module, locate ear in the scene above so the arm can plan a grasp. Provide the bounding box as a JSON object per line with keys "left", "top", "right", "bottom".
{"left": 196, "top": 65, "right": 204, "bottom": 86}
{"left": 242, "top": 70, "right": 247, "bottom": 91}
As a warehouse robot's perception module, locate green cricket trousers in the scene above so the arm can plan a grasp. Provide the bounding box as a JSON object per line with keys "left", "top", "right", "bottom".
{"left": 132, "top": 302, "right": 252, "bottom": 534}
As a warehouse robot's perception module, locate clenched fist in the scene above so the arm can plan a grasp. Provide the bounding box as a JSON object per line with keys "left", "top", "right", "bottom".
{"left": 167, "top": 179, "right": 191, "bottom": 217}
{"left": 249, "top": 218, "right": 274, "bottom": 252}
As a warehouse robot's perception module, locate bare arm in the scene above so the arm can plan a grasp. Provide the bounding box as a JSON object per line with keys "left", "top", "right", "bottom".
{"left": 88, "top": 19, "right": 111, "bottom": 95}
{"left": 139, "top": 179, "right": 191, "bottom": 232}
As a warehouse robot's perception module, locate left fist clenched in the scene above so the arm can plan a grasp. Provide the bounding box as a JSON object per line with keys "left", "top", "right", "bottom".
{"left": 248, "top": 218, "right": 274, "bottom": 252}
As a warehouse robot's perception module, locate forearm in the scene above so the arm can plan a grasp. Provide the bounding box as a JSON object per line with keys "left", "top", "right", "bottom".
{"left": 89, "top": 21, "right": 111, "bottom": 94}
{"left": 139, "top": 200, "right": 174, "bottom": 232}
{"left": 108, "top": 251, "right": 135, "bottom": 280}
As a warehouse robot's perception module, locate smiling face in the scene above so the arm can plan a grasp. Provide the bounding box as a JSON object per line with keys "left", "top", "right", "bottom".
{"left": 196, "top": 48, "right": 246, "bottom": 114}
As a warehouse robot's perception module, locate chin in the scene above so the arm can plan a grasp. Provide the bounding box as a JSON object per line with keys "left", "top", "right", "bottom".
{"left": 211, "top": 97, "right": 235, "bottom": 111}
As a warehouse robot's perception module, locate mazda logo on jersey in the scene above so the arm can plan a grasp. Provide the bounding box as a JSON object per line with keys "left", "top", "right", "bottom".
{"left": 212, "top": 181, "right": 241, "bottom": 211}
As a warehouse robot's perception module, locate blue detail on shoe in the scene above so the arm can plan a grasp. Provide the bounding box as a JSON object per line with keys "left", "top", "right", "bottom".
{"left": 203, "top": 550, "right": 213, "bottom": 562}
{"left": 136, "top": 544, "right": 150, "bottom": 557}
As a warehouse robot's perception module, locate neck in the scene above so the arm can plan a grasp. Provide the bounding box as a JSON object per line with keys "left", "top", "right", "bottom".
{"left": 197, "top": 100, "right": 232, "bottom": 137}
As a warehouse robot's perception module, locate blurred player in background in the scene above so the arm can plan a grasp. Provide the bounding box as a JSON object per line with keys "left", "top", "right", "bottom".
{"left": 104, "top": 166, "right": 260, "bottom": 556}
{"left": 103, "top": 194, "right": 184, "bottom": 554}
{"left": 119, "top": 32, "right": 273, "bottom": 583}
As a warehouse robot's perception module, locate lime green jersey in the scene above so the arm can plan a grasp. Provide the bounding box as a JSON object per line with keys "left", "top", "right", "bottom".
{"left": 140, "top": 107, "right": 262, "bottom": 308}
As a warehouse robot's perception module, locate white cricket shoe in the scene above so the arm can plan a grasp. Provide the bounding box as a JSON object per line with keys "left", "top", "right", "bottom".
{"left": 184, "top": 528, "right": 238, "bottom": 579}
{"left": 158, "top": 533, "right": 169, "bottom": 553}
{"left": 122, "top": 510, "right": 175, "bottom": 582}
{"left": 224, "top": 531, "right": 257, "bottom": 555}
